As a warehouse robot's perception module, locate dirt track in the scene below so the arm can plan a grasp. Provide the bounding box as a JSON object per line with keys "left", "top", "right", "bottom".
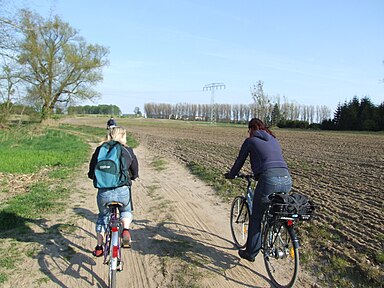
{"left": 4, "top": 119, "right": 316, "bottom": 287}
{"left": 36, "top": 145, "right": 311, "bottom": 287}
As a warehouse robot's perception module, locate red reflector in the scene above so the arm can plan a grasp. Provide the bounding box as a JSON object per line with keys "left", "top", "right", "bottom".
{"left": 112, "top": 227, "right": 118, "bottom": 232}
{"left": 112, "top": 246, "right": 118, "bottom": 258}
{"left": 287, "top": 220, "right": 293, "bottom": 226}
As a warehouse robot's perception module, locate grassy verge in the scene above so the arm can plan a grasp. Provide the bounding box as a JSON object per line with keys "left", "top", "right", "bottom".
{"left": 186, "top": 161, "right": 246, "bottom": 202}
{"left": 0, "top": 125, "right": 90, "bottom": 284}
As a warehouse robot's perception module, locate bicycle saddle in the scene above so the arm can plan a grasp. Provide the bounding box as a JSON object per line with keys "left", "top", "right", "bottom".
{"left": 105, "top": 201, "right": 124, "bottom": 208}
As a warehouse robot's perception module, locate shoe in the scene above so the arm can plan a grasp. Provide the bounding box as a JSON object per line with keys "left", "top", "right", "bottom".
{"left": 238, "top": 250, "right": 255, "bottom": 262}
{"left": 117, "top": 260, "right": 123, "bottom": 272}
{"left": 92, "top": 245, "right": 103, "bottom": 257}
{"left": 122, "top": 229, "right": 132, "bottom": 248}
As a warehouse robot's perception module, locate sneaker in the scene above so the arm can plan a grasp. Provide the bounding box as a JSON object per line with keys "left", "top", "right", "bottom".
{"left": 122, "top": 229, "right": 132, "bottom": 248}
{"left": 92, "top": 245, "right": 103, "bottom": 257}
{"left": 238, "top": 250, "right": 255, "bottom": 262}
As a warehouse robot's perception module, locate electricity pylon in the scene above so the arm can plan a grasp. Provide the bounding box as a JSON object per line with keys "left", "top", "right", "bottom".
{"left": 203, "top": 83, "right": 225, "bottom": 123}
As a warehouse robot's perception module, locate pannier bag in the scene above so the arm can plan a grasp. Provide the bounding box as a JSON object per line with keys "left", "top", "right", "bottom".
{"left": 93, "top": 141, "right": 129, "bottom": 189}
{"left": 269, "top": 193, "right": 315, "bottom": 220}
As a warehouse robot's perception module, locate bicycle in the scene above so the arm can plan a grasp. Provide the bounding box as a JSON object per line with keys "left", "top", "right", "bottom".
{"left": 230, "top": 173, "right": 309, "bottom": 288}
{"left": 103, "top": 202, "right": 124, "bottom": 288}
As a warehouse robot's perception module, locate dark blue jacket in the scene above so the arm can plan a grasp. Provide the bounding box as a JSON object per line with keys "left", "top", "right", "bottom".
{"left": 228, "top": 130, "right": 288, "bottom": 179}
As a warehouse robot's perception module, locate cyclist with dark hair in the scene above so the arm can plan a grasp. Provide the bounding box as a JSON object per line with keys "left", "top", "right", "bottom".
{"left": 107, "top": 117, "right": 117, "bottom": 129}
{"left": 225, "top": 118, "right": 292, "bottom": 262}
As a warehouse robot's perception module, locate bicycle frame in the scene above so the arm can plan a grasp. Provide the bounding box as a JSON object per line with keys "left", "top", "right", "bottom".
{"left": 238, "top": 173, "right": 255, "bottom": 214}
{"left": 103, "top": 203, "right": 123, "bottom": 288}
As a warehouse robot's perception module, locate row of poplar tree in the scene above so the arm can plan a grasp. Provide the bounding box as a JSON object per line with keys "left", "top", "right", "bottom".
{"left": 144, "top": 96, "right": 383, "bottom": 131}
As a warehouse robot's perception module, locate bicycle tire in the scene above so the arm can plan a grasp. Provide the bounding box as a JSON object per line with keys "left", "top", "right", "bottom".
{"left": 230, "top": 196, "right": 250, "bottom": 248}
{"left": 109, "top": 269, "right": 117, "bottom": 288}
{"left": 263, "top": 220, "right": 299, "bottom": 288}
{"left": 108, "top": 208, "right": 120, "bottom": 288}
{"left": 109, "top": 231, "right": 118, "bottom": 288}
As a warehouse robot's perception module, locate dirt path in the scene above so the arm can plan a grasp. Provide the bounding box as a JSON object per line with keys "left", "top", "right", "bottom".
{"left": 23, "top": 144, "right": 267, "bottom": 288}
{"left": 12, "top": 128, "right": 314, "bottom": 287}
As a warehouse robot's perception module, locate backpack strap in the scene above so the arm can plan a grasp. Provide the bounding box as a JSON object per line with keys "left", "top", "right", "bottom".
{"left": 122, "top": 146, "right": 133, "bottom": 161}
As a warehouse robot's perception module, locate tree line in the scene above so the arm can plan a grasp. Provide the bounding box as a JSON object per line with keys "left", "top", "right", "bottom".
{"left": 68, "top": 105, "right": 122, "bottom": 116}
{"left": 322, "top": 96, "right": 384, "bottom": 131}
{"left": 144, "top": 81, "right": 333, "bottom": 126}
{"left": 144, "top": 101, "right": 331, "bottom": 125}
{"left": 144, "top": 96, "right": 383, "bottom": 131}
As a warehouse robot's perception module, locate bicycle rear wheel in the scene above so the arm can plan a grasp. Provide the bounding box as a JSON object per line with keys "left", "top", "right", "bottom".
{"left": 230, "top": 196, "right": 250, "bottom": 248}
{"left": 109, "top": 223, "right": 120, "bottom": 288}
{"left": 263, "top": 220, "right": 299, "bottom": 288}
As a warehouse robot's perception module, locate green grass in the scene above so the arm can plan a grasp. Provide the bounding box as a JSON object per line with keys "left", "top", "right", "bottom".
{"left": 0, "top": 183, "right": 69, "bottom": 231}
{"left": 0, "top": 128, "right": 89, "bottom": 173}
{"left": 150, "top": 158, "right": 168, "bottom": 171}
{"left": 0, "top": 273, "right": 7, "bottom": 284}
{"left": 186, "top": 161, "right": 240, "bottom": 201}
{"left": 374, "top": 251, "right": 384, "bottom": 264}
{"left": 0, "top": 257, "right": 16, "bottom": 270}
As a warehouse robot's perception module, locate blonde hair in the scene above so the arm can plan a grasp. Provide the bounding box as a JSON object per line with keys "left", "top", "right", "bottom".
{"left": 103, "top": 126, "right": 127, "bottom": 146}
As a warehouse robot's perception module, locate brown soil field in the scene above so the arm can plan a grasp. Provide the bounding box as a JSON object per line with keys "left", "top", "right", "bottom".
{"left": 61, "top": 116, "right": 384, "bottom": 286}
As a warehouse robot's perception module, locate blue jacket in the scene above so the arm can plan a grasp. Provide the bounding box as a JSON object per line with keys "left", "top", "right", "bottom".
{"left": 228, "top": 130, "right": 288, "bottom": 179}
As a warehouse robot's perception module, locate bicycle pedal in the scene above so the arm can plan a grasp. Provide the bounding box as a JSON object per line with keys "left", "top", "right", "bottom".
{"left": 122, "top": 243, "right": 132, "bottom": 248}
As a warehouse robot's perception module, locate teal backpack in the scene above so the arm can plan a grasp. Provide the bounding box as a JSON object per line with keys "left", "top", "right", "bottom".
{"left": 93, "top": 141, "right": 129, "bottom": 189}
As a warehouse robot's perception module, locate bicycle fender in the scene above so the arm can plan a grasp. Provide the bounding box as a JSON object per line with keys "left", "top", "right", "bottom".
{"left": 288, "top": 226, "right": 300, "bottom": 248}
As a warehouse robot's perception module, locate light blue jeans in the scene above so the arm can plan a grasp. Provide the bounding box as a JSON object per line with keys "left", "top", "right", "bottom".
{"left": 96, "top": 185, "right": 133, "bottom": 233}
{"left": 246, "top": 168, "right": 292, "bottom": 258}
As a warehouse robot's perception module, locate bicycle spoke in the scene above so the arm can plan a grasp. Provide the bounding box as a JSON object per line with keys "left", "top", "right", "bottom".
{"left": 263, "top": 221, "right": 299, "bottom": 288}
{"left": 230, "top": 196, "right": 249, "bottom": 248}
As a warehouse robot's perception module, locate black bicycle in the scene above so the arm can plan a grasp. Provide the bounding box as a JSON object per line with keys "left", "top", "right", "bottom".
{"left": 230, "top": 174, "right": 313, "bottom": 288}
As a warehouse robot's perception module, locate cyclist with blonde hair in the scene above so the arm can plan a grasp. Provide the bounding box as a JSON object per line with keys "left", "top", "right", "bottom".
{"left": 88, "top": 126, "right": 139, "bottom": 257}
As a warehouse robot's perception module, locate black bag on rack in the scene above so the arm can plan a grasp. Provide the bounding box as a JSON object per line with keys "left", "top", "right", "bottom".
{"left": 269, "top": 193, "right": 315, "bottom": 220}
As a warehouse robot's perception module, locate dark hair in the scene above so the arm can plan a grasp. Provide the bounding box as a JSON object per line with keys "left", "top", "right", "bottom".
{"left": 248, "top": 118, "right": 276, "bottom": 138}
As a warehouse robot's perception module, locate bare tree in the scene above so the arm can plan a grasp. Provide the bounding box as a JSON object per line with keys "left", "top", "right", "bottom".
{"left": 250, "top": 80, "right": 275, "bottom": 124}
{"left": 0, "top": 61, "right": 23, "bottom": 121}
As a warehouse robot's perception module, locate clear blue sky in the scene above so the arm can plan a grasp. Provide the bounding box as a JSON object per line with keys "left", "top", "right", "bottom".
{"left": 15, "top": 0, "right": 384, "bottom": 114}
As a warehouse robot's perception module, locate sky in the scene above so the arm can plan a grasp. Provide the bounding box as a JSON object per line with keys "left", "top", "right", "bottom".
{"left": 9, "top": 0, "right": 384, "bottom": 114}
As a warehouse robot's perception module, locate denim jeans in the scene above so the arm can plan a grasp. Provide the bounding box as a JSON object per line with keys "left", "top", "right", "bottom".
{"left": 96, "top": 185, "right": 133, "bottom": 233}
{"left": 246, "top": 168, "right": 292, "bottom": 258}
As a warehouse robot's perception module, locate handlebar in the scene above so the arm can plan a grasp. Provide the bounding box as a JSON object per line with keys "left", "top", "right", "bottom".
{"left": 224, "top": 172, "right": 255, "bottom": 184}
{"left": 235, "top": 173, "right": 255, "bottom": 180}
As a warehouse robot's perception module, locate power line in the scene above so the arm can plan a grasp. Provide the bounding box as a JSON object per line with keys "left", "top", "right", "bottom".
{"left": 203, "top": 82, "right": 225, "bottom": 123}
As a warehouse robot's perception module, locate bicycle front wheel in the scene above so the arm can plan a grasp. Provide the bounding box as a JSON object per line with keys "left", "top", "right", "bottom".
{"left": 230, "top": 196, "right": 250, "bottom": 248}
{"left": 109, "top": 269, "right": 116, "bottom": 288}
{"left": 263, "top": 221, "right": 299, "bottom": 288}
